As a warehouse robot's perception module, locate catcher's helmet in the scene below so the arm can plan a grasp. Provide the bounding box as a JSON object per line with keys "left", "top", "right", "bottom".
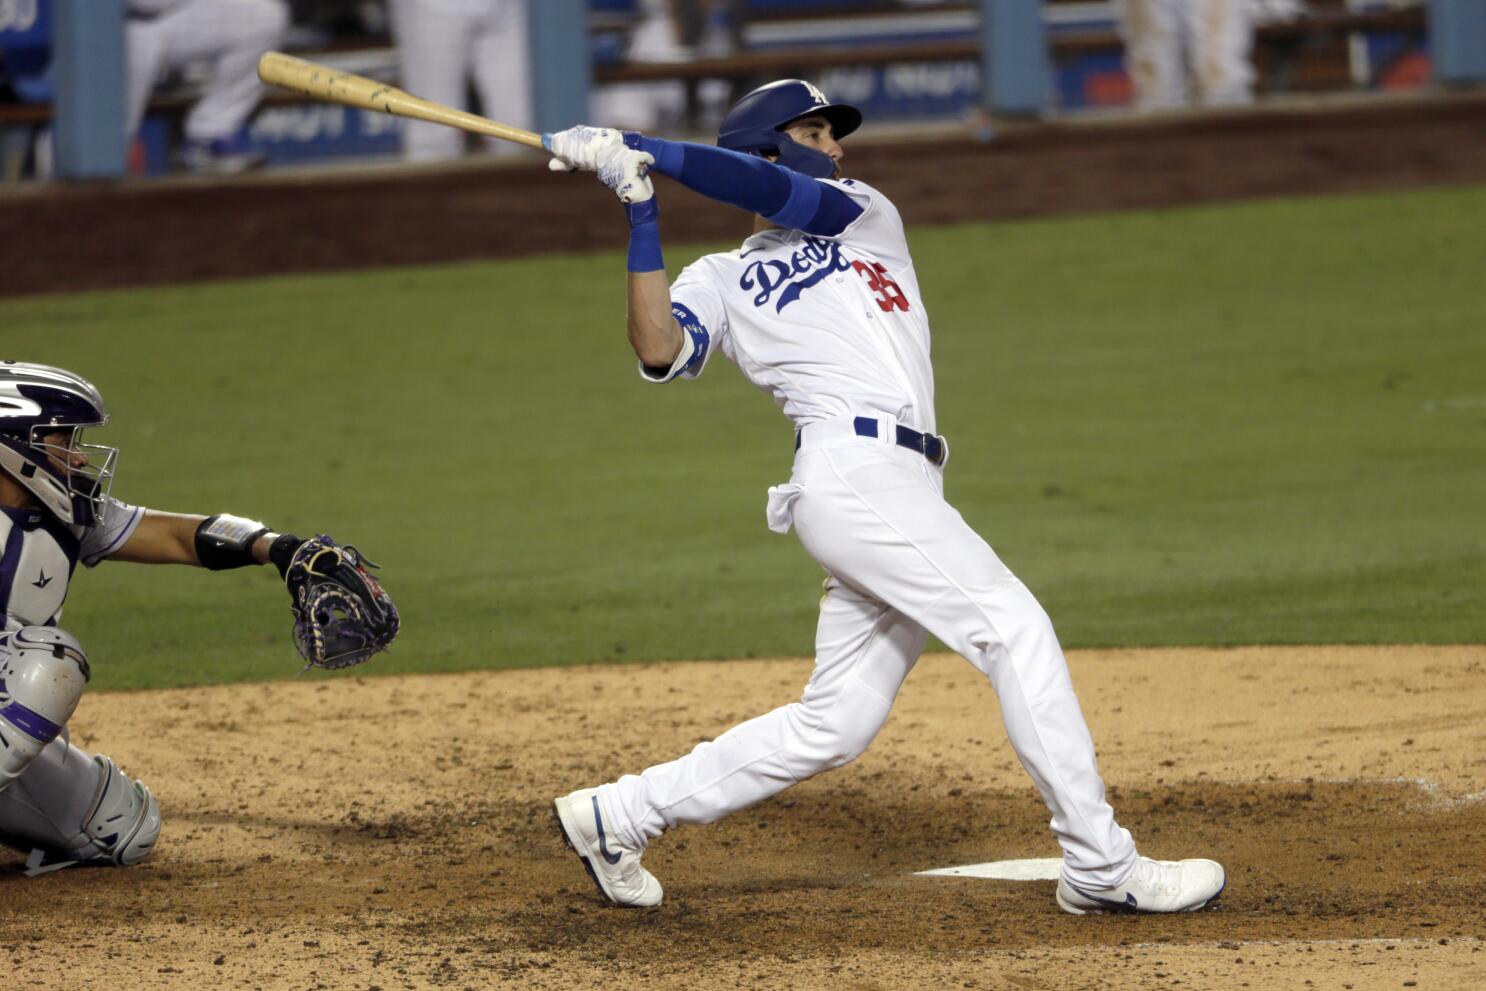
{"left": 717, "top": 79, "right": 862, "bottom": 179}
{"left": 0, "top": 361, "right": 117, "bottom": 527}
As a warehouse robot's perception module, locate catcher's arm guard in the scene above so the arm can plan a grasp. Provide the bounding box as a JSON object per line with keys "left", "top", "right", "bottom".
{"left": 275, "top": 535, "right": 400, "bottom": 671}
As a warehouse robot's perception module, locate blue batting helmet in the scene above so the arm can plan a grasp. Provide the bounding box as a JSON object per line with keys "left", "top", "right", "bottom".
{"left": 717, "top": 79, "right": 862, "bottom": 179}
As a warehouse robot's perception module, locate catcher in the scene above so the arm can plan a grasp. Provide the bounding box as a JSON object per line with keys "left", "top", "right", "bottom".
{"left": 0, "top": 361, "right": 398, "bottom": 875}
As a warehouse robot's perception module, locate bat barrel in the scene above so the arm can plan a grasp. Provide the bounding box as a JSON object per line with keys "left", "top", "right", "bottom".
{"left": 256, "top": 51, "right": 546, "bottom": 151}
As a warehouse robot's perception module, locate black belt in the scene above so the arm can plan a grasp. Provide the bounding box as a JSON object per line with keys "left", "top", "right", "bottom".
{"left": 795, "top": 416, "right": 947, "bottom": 466}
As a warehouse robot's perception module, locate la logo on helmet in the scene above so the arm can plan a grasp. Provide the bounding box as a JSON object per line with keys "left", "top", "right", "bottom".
{"left": 803, "top": 82, "right": 829, "bottom": 107}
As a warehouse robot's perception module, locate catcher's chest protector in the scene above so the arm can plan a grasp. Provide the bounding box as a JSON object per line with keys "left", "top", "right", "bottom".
{"left": 0, "top": 508, "right": 77, "bottom": 628}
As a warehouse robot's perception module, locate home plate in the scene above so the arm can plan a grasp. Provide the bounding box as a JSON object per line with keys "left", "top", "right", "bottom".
{"left": 915, "top": 858, "right": 1063, "bottom": 881}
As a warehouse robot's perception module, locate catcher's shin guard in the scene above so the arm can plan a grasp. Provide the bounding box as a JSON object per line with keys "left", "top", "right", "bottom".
{"left": 0, "top": 627, "right": 90, "bottom": 792}
{"left": 0, "top": 739, "right": 161, "bottom": 875}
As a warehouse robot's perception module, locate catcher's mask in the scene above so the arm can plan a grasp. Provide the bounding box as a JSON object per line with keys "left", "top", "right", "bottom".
{"left": 0, "top": 361, "right": 118, "bottom": 527}
{"left": 717, "top": 79, "right": 862, "bottom": 180}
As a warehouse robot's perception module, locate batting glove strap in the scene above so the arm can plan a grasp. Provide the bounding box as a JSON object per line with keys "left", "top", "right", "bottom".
{"left": 626, "top": 198, "right": 659, "bottom": 227}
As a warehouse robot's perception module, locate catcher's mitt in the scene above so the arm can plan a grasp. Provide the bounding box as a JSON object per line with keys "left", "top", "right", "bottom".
{"left": 280, "top": 535, "right": 400, "bottom": 671}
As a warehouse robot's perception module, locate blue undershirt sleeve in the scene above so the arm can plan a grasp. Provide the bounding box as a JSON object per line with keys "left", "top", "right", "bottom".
{"left": 625, "top": 134, "right": 863, "bottom": 238}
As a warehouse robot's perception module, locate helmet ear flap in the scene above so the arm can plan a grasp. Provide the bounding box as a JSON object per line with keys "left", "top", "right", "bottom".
{"left": 717, "top": 79, "right": 861, "bottom": 178}
{"left": 773, "top": 135, "right": 839, "bottom": 180}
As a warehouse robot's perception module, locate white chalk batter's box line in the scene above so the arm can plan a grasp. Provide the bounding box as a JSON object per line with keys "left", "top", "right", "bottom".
{"left": 1203, "top": 775, "right": 1486, "bottom": 807}
{"left": 1118, "top": 936, "right": 1483, "bottom": 951}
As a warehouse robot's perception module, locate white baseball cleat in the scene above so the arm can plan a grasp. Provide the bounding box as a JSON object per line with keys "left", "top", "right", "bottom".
{"left": 1056, "top": 856, "right": 1226, "bottom": 914}
{"left": 553, "top": 787, "right": 663, "bottom": 908}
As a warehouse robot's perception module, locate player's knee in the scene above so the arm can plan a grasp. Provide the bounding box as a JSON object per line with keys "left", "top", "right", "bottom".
{"left": 0, "top": 628, "right": 90, "bottom": 792}
{"left": 788, "top": 700, "right": 882, "bottom": 773}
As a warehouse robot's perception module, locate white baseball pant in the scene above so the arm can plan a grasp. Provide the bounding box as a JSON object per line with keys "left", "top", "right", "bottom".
{"left": 601, "top": 415, "right": 1140, "bottom": 888}
{"left": 124, "top": 0, "right": 289, "bottom": 143}
{"left": 1116, "top": 0, "right": 1256, "bottom": 109}
{"left": 387, "top": 0, "right": 533, "bottom": 162}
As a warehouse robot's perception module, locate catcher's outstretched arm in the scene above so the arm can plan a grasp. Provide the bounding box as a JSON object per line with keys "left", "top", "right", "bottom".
{"left": 110, "top": 510, "right": 285, "bottom": 568}
{"left": 110, "top": 510, "right": 396, "bottom": 671}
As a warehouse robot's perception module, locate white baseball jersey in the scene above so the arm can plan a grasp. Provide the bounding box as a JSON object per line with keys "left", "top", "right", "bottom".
{"left": 1, "top": 499, "right": 144, "bottom": 631}
{"left": 654, "top": 179, "right": 938, "bottom": 435}
{"left": 599, "top": 175, "right": 1144, "bottom": 891}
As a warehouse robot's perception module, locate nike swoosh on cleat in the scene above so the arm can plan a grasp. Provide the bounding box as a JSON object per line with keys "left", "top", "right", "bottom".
{"left": 592, "top": 796, "right": 622, "bottom": 865}
{"left": 1069, "top": 883, "right": 1138, "bottom": 910}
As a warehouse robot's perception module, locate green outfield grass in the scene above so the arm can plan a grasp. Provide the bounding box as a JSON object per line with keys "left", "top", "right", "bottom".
{"left": 3, "top": 183, "right": 1483, "bottom": 690}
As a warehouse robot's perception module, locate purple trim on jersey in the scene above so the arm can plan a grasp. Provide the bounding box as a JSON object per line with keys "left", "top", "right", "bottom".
{"left": 85, "top": 504, "right": 143, "bottom": 567}
{"left": 0, "top": 699, "right": 63, "bottom": 743}
{"left": 0, "top": 519, "right": 25, "bottom": 619}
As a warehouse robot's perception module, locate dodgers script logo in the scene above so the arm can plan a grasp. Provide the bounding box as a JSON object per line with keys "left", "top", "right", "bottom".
{"left": 740, "top": 236, "right": 853, "bottom": 312}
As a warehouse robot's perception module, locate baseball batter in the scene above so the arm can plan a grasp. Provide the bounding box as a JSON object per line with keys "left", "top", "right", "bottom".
{"left": 0, "top": 362, "right": 395, "bottom": 875}
{"left": 546, "top": 81, "right": 1226, "bottom": 914}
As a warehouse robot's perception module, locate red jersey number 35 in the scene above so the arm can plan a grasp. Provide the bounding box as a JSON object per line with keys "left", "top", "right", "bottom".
{"left": 851, "top": 260, "right": 910, "bottom": 313}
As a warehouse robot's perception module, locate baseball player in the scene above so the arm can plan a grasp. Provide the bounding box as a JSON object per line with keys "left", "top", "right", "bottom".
{"left": 545, "top": 81, "right": 1226, "bottom": 914}
{"left": 387, "top": 0, "right": 532, "bottom": 161}
{"left": 0, "top": 361, "right": 396, "bottom": 875}
{"left": 125, "top": 0, "right": 290, "bottom": 171}
{"left": 1114, "top": 0, "right": 1257, "bottom": 109}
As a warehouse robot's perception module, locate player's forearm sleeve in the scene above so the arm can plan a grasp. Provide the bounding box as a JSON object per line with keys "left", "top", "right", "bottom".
{"left": 626, "top": 199, "right": 663, "bottom": 272}
{"left": 624, "top": 135, "right": 862, "bottom": 237}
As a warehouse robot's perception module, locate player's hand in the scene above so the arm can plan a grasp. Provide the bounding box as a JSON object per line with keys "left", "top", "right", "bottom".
{"left": 600, "top": 148, "right": 655, "bottom": 205}
{"left": 544, "top": 125, "right": 625, "bottom": 173}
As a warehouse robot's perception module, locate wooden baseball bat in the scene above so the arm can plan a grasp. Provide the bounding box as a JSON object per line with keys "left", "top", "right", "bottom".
{"left": 256, "top": 51, "right": 547, "bottom": 150}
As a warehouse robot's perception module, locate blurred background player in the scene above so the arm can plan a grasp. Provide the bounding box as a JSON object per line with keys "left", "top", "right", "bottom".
{"left": 0, "top": 361, "right": 318, "bottom": 874}
{"left": 1114, "top": 0, "right": 1258, "bottom": 109}
{"left": 386, "top": 0, "right": 532, "bottom": 161}
{"left": 591, "top": 0, "right": 737, "bottom": 134}
{"left": 125, "top": 0, "right": 290, "bottom": 172}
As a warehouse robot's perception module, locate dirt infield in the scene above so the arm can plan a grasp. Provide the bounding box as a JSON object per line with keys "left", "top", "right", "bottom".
{"left": 5, "top": 92, "right": 1486, "bottom": 297}
{"left": 3, "top": 645, "right": 1483, "bottom": 990}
